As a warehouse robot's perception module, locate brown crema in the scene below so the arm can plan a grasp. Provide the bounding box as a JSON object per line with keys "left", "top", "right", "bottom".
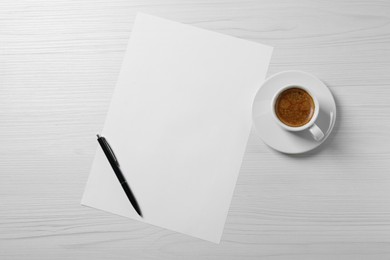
{"left": 275, "top": 87, "right": 315, "bottom": 127}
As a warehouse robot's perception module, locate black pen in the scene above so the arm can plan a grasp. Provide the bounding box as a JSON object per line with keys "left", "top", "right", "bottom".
{"left": 96, "top": 134, "right": 142, "bottom": 217}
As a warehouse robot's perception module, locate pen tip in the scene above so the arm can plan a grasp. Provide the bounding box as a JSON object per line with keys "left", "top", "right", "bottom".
{"left": 96, "top": 134, "right": 100, "bottom": 139}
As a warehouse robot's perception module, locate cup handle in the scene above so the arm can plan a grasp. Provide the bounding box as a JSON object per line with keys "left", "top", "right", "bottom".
{"left": 309, "top": 123, "right": 324, "bottom": 141}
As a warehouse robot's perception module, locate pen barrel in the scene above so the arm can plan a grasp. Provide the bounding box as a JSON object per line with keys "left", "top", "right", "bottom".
{"left": 112, "top": 167, "right": 126, "bottom": 184}
{"left": 97, "top": 135, "right": 142, "bottom": 217}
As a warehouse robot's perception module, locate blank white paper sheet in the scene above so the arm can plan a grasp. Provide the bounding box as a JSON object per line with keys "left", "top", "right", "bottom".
{"left": 81, "top": 12, "right": 273, "bottom": 243}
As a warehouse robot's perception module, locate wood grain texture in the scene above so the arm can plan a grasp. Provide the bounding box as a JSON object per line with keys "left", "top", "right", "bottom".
{"left": 1, "top": 0, "right": 390, "bottom": 259}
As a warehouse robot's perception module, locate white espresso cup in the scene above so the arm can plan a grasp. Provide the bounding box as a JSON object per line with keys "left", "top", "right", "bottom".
{"left": 271, "top": 85, "right": 324, "bottom": 141}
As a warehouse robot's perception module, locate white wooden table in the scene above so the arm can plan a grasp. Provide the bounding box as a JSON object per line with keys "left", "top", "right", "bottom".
{"left": 1, "top": 0, "right": 390, "bottom": 259}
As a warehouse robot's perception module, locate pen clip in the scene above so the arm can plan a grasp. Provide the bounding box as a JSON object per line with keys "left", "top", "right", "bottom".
{"left": 103, "top": 138, "right": 120, "bottom": 167}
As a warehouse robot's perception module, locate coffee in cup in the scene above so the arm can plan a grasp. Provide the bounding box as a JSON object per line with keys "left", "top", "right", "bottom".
{"left": 275, "top": 87, "right": 315, "bottom": 127}
{"left": 271, "top": 85, "right": 324, "bottom": 141}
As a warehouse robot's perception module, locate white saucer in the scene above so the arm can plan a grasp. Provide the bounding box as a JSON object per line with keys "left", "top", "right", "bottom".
{"left": 252, "top": 70, "right": 336, "bottom": 154}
